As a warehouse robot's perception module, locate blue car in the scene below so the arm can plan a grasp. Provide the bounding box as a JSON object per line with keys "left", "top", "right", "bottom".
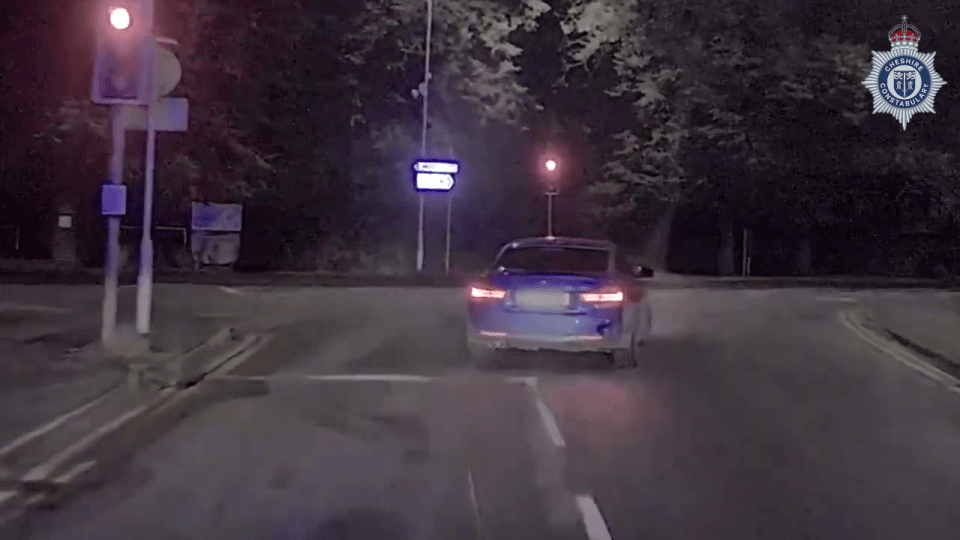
{"left": 465, "top": 236, "right": 654, "bottom": 368}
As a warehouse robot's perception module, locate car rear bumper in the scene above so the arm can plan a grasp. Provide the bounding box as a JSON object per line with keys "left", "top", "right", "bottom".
{"left": 468, "top": 329, "right": 623, "bottom": 352}
{"left": 466, "top": 305, "right": 630, "bottom": 352}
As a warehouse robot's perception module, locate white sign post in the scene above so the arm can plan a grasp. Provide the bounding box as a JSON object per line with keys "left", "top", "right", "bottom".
{"left": 136, "top": 39, "right": 186, "bottom": 335}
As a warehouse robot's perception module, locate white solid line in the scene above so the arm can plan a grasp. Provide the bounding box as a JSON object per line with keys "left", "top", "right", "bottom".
{"left": 839, "top": 311, "right": 953, "bottom": 385}
{"left": 0, "top": 490, "right": 16, "bottom": 506}
{"left": 302, "top": 374, "right": 436, "bottom": 383}
{"left": 18, "top": 337, "right": 265, "bottom": 485}
{"left": 0, "top": 303, "right": 71, "bottom": 314}
{"left": 528, "top": 383, "right": 565, "bottom": 448}
{"left": 206, "top": 335, "right": 263, "bottom": 377}
{"left": 22, "top": 388, "right": 175, "bottom": 483}
{"left": 467, "top": 469, "right": 483, "bottom": 540}
{"left": 0, "top": 388, "right": 118, "bottom": 458}
{"left": 576, "top": 495, "right": 613, "bottom": 540}
{"left": 841, "top": 311, "right": 949, "bottom": 382}
{"left": 505, "top": 375, "right": 538, "bottom": 387}
{"left": 53, "top": 460, "right": 97, "bottom": 485}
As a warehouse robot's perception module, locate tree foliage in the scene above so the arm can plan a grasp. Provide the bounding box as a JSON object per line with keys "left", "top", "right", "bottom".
{"left": 3, "top": 0, "right": 959, "bottom": 275}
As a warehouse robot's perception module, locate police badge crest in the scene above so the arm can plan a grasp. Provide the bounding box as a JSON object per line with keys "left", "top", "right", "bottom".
{"left": 862, "top": 16, "right": 946, "bottom": 129}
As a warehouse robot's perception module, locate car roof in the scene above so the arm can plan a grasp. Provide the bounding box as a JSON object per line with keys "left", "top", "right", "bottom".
{"left": 505, "top": 236, "right": 615, "bottom": 250}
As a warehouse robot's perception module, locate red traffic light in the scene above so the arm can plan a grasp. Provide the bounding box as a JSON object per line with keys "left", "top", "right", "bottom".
{"left": 109, "top": 7, "right": 131, "bottom": 30}
{"left": 92, "top": 0, "right": 154, "bottom": 105}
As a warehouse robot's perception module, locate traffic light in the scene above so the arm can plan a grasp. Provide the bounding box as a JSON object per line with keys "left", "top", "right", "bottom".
{"left": 92, "top": 1, "right": 153, "bottom": 105}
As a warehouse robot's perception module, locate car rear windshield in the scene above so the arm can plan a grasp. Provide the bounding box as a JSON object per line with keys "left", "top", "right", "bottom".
{"left": 494, "top": 246, "right": 610, "bottom": 274}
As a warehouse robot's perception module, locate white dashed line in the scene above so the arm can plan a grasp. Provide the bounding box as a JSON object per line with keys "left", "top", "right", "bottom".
{"left": 522, "top": 379, "right": 566, "bottom": 448}
{"left": 576, "top": 495, "right": 613, "bottom": 540}
{"left": 467, "top": 469, "right": 483, "bottom": 540}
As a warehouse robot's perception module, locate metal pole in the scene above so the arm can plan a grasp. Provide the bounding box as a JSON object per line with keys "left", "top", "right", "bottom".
{"left": 416, "top": 0, "right": 433, "bottom": 273}
{"left": 740, "top": 229, "right": 747, "bottom": 276}
{"left": 547, "top": 193, "right": 553, "bottom": 236}
{"left": 444, "top": 144, "right": 454, "bottom": 274}
{"left": 102, "top": 106, "right": 125, "bottom": 345}
{"left": 136, "top": 44, "right": 157, "bottom": 335}
{"left": 444, "top": 194, "right": 451, "bottom": 273}
{"left": 417, "top": 195, "right": 424, "bottom": 272}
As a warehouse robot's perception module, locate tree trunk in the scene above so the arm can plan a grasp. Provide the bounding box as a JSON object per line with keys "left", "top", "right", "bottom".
{"left": 717, "top": 212, "right": 735, "bottom": 276}
{"left": 645, "top": 201, "right": 677, "bottom": 269}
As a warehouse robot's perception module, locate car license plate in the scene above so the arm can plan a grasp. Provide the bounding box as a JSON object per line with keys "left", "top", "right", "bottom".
{"left": 515, "top": 289, "right": 569, "bottom": 310}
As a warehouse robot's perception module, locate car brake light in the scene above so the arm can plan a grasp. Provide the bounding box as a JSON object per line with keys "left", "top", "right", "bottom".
{"left": 470, "top": 285, "right": 506, "bottom": 300}
{"left": 580, "top": 289, "right": 624, "bottom": 303}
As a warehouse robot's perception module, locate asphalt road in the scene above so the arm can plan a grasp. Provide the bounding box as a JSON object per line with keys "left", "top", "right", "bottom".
{"left": 15, "top": 287, "right": 960, "bottom": 539}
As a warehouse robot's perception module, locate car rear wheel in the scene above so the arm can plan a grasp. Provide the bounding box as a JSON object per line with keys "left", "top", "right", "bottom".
{"left": 610, "top": 332, "right": 639, "bottom": 369}
{"left": 638, "top": 303, "right": 653, "bottom": 345}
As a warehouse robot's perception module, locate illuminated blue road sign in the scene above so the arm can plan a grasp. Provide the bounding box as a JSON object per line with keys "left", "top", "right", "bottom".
{"left": 413, "top": 159, "right": 459, "bottom": 192}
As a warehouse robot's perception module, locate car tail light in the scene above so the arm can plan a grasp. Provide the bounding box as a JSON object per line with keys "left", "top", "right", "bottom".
{"left": 580, "top": 289, "right": 624, "bottom": 304}
{"left": 469, "top": 285, "right": 506, "bottom": 300}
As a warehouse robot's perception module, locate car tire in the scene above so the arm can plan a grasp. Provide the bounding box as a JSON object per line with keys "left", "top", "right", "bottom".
{"left": 637, "top": 303, "right": 653, "bottom": 345}
{"left": 610, "top": 332, "right": 639, "bottom": 369}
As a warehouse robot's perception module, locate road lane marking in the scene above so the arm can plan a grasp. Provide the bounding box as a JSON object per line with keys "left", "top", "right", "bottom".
{"left": 219, "top": 286, "right": 244, "bottom": 295}
{"left": 839, "top": 310, "right": 955, "bottom": 385}
{"left": 815, "top": 296, "right": 857, "bottom": 302}
{"left": 522, "top": 379, "right": 566, "bottom": 448}
{"left": 21, "top": 390, "right": 173, "bottom": 483}
{"left": 576, "top": 495, "right": 613, "bottom": 540}
{"left": 205, "top": 335, "right": 267, "bottom": 377}
{"left": 505, "top": 375, "right": 538, "bottom": 386}
{"left": 53, "top": 460, "right": 96, "bottom": 485}
{"left": 467, "top": 469, "right": 482, "bottom": 540}
{"left": 302, "top": 374, "right": 435, "bottom": 383}
{"left": 0, "top": 303, "right": 72, "bottom": 314}
{"left": 0, "top": 388, "right": 118, "bottom": 459}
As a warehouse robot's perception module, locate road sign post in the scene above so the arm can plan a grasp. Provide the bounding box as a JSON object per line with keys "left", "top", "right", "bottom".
{"left": 96, "top": 0, "right": 154, "bottom": 346}
{"left": 417, "top": 0, "right": 433, "bottom": 273}
{"left": 412, "top": 159, "right": 458, "bottom": 272}
{"left": 135, "top": 37, "right": 182, "bottom": 335}
{"left": 94, "top": 0, "right": 186, "bottom": 341}
{"left": 135, "top": 40, "right": 157, "bottom": 335}
{"left": 101, "top": 107, "right": 126, "bottom": 345}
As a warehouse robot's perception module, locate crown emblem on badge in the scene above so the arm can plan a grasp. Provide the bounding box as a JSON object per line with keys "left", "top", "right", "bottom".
{"left": 888, "top": 16, "right": 921, "bottom": 49}
{"left": 862, "top": 16, "right": 946, "bottom": 130}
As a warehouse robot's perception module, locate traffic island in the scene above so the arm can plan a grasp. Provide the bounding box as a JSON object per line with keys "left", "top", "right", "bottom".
{"left": 0, "top": 324, "right": 266, "bottom": 529}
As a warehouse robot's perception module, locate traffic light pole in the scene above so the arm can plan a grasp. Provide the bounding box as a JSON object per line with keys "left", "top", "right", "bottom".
{"left": 136, "top": 43, "right": 157, "bottom": 335}
{"left": 101, "top": 106, "right": 125, "bottom": 345}
{"left": 547, "top": 192, "right": 554, "bottom": 237}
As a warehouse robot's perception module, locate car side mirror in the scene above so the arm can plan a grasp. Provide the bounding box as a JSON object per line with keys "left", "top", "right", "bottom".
{"left": 634, "top": 266, "right": 654, "bottom": 278}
